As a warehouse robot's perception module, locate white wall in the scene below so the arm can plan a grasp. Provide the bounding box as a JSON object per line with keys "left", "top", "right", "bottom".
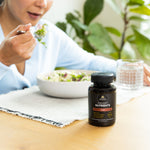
{"left": 44, "top": 0, "right": 85, "bottom": 23}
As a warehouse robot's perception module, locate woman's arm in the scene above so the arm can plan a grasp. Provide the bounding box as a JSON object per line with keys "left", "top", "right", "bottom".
{"left": 144, "top": 64, "right": 150, "bottom": 86}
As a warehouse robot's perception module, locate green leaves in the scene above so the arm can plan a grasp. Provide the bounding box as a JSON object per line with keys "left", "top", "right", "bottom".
{"left": 87, "top": 23, "right": 118, "bottom": 56}
{"left": 56, "top": 22, "right": 67, "bottom": 32}
{"left": 71, "top": 20, "right": 88, "bottom": 31}
{"left": 66, "top": 13, "right": 84, "bottom": 38}
{"left": 127, "top": 0, "right": 144, "bottom": 6}
{"left": 55, "top": 0, "right": 105, "bottom": 53}
{"left": 55, "top": 0, "right": 150, "bottom": 61}
{"left": 84, "top": 0, "right": 104, "bottom": 25}
{"left": 66, "top": 12, "right": 79, "bottom": 23}
{"left": 130, "top": 6, "right": 150, "bottom": 15}
{"left": 133, "top": 29, "right": 150, "bottom": 60}
{"left": 129, "top": 16, "right": 148, "bottom": 21}
{"left": 105, "top": 27, "right": 121, "bottom": 36}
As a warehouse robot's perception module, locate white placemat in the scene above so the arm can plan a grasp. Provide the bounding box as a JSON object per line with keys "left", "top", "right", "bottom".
{"left": 0, "top": 86, "right": 150, "bottom": 127}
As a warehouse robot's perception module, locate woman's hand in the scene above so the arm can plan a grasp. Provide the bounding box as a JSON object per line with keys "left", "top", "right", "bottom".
{"left": 0, "top": 23, "right": 36, "bottom": 66}
{"left": 144, "top": 64, "right": 150, "bottom": 86}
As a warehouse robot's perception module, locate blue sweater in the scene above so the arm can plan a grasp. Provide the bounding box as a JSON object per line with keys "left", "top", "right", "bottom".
{"left": 0, "top": 19, "right": 116, "bottom": 94}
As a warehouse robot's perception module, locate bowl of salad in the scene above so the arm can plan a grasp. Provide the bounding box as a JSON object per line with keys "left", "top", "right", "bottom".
{"left": 37, "top": 70, "right": 95, "bottom": 98}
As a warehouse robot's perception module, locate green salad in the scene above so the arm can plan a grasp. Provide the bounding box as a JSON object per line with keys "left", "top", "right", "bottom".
{"left": 44, "top": 71, "right": 91, "bottom": 82}
{"left": 34, "top": 24, "right": 47, "bottom": 47}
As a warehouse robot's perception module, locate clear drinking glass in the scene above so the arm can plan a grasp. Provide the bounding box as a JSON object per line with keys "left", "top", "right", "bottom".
{"left": 116, "top": 59, "right": 144, "bottom": 90}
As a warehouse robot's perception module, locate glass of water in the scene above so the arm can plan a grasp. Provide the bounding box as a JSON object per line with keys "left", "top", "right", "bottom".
{"left": 116, "top": 59, "right": 144, "bottom": 90}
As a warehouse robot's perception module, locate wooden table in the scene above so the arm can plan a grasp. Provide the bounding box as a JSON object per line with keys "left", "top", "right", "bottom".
{"left": 0, "top": 92, "right": 150, "bottom": 150}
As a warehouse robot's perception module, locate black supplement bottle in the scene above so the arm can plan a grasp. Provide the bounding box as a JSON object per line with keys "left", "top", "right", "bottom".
{"left": 88, "top": 72, "right": 116, "bottom": 127}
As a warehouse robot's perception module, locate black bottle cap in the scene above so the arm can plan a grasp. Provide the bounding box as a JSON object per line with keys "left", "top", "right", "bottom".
{"left": 91, "top": 72, "right": 114, "bottom": 84}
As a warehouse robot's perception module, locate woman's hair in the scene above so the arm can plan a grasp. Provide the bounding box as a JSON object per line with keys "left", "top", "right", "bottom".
{"left": 0, "top": 0, "right": 4, "bottom": 5}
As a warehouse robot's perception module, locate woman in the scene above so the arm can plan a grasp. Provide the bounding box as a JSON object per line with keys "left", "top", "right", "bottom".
{"left": 0, "top": 0, "right": 150, "bottom": 94}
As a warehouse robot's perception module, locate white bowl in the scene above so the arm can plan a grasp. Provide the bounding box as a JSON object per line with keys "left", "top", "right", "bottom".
{"left": 37, "top": 70, "right": 95, "bottom": 98}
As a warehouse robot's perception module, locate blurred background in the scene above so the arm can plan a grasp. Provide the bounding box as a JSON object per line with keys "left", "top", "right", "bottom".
{"left": 44, "top": 0, "right": 150, "bottom": 64}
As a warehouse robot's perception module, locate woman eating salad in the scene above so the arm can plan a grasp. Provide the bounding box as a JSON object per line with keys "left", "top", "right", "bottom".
{"left": 0, "top": 0, "right": 150, "bottom": 94}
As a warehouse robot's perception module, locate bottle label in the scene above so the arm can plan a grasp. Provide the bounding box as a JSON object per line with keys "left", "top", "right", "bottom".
{"left": 89, "top": 92, "right": 116, "bottom": 122}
